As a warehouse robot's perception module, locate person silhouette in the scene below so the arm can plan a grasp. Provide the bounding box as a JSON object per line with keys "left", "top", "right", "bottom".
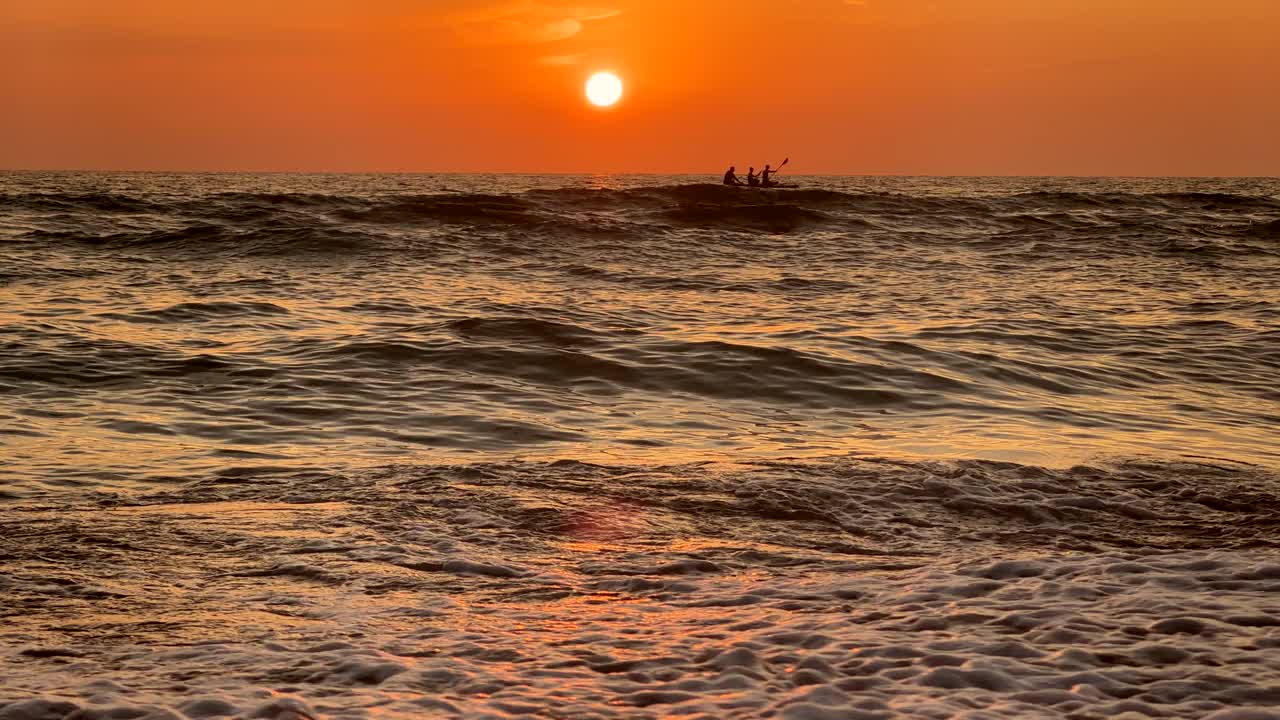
{"left": 746, "top": 167, "right": 759, "bottom": 187}
{"left": 722, "top": 166, "right": 744, "bottom": 186}
{"left": 760, "top": 164, "right": 779, "bottom": 188}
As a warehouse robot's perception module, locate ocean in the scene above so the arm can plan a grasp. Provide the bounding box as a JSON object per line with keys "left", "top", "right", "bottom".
{"left": 2, "top": 172, "right": 1278, "bottom": 719}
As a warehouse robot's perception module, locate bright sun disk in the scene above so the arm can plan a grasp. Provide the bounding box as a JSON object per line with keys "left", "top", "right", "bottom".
{"left": 585, "top": 72, "right": 623, "bottom": 107}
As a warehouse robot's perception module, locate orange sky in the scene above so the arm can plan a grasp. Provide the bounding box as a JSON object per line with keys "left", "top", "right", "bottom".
{"left": 3, "top": 0, "right": 1278, "bottom": 174}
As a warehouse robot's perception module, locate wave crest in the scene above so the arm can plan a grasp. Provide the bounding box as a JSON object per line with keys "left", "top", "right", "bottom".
{"left": 6, "top": 183, "right": 1279, "bottom": 258}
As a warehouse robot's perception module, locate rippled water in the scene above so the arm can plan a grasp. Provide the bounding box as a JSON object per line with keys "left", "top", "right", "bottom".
{"left": 3, "top": 173, "right": 1278, "bottom": 494}
{"left": 2, "top": 173, "right": 1278, "bottom": 719}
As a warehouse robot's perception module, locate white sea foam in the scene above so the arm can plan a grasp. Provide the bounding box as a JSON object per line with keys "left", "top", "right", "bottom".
{"left": 2, "top": 459, "right": 1277, "bottom": 718}
{"left": 3, "top": 549, "right": 1278, "bottom": 719}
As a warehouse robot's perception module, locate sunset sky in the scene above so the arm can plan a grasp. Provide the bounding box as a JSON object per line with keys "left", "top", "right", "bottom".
{"left": 4, "top": 0, "right": 1278, "bottom": 175}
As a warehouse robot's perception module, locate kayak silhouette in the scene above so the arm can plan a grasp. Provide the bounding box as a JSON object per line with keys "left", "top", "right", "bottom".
{"left": 723, "top": 158, "right": 792, "bottom": 187}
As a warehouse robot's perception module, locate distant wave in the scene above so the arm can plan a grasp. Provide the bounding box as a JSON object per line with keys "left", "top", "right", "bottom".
{"left": 6, "top": 183, "right": 1278, "bottom": 219}
{"left": 3, "top": 182, "right": 1278, "bottom": 270}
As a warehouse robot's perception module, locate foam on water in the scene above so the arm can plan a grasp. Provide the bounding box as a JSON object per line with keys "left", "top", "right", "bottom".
{"left": 2, "top": 458, "right": 1279, "bottom": 719}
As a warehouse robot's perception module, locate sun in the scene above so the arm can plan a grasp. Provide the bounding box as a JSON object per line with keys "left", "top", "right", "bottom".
{"left": 585, "top": 72, "right": 623, "bottom": 108}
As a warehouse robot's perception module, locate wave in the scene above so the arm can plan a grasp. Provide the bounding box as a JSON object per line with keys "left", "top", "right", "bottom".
{"left": 11, "top": 195, "right": 1276, "bottom": 261}
{"left": 3, "top": 454, "right": 1278, "bottom": 720}
{"left": 333, "top": 194, "right": 538, "bottom": 225}
{"left": 1242, "top": 218, "right": 1280, "bottom": 238}
{"left": 0, "top": 190, "right": 158, "bottom": 213}
{"left": 660, "top": 202, "right": 831, "bottom": 232}
{"left": 23, "top": 224, "right": 384, "bottom": 256}
{"left": 90, "top": 455, "right": 1280, "bottom": 552}
{"left": 98, "top": 300, "right": 291, "bottom": 324}
{"left": 14, "top": 306, "right": 1274, "bottom": 455}
{"left": 6, "top": 184, "right": 1278, "bottom": 221}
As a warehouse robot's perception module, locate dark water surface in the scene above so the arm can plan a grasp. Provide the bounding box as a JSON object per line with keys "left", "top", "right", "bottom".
{"left": 2, "top": 174, "right": 1280, "bottom": 491}
{"left": 2, "top": 173, "right": 1279, "bottom": 719}
{"left": 3, "top": 173, "right": 1278, "bottom": 493}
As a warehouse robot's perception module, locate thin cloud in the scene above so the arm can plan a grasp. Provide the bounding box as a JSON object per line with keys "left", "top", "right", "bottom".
{"left": 540, "top": 53, "right": 584, "bottom": 66}
{"left": 451, "top": 2, "right": 620, "bottom": 46}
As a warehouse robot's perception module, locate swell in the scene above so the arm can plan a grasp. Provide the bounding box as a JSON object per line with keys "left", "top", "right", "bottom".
{"left": 7, "top": 184, "right": 1279, "bottom": 258}
{"left": 24, "top": 224, "right": 384, "bottom": 256}
{"left": 8, "top": 311, "right": 1271, "bottom": 431}
{"left": 277, "top": 333, "right": 942, "bottom": 410}
{"left": 7, "top": 185, "right": 1277, "bottom": 224}
{"left": 98, "top": 456, "right": 1280, "bottom": 553}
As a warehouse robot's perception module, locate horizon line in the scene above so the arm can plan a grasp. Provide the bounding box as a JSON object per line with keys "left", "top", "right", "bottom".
{"left": 3, "top": 168, "right": 1277, "bottom": 180}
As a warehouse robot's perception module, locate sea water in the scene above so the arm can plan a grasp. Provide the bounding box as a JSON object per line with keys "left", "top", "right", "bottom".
{"left": 1, "top": 173, "right": 1278, "bottom": 719}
